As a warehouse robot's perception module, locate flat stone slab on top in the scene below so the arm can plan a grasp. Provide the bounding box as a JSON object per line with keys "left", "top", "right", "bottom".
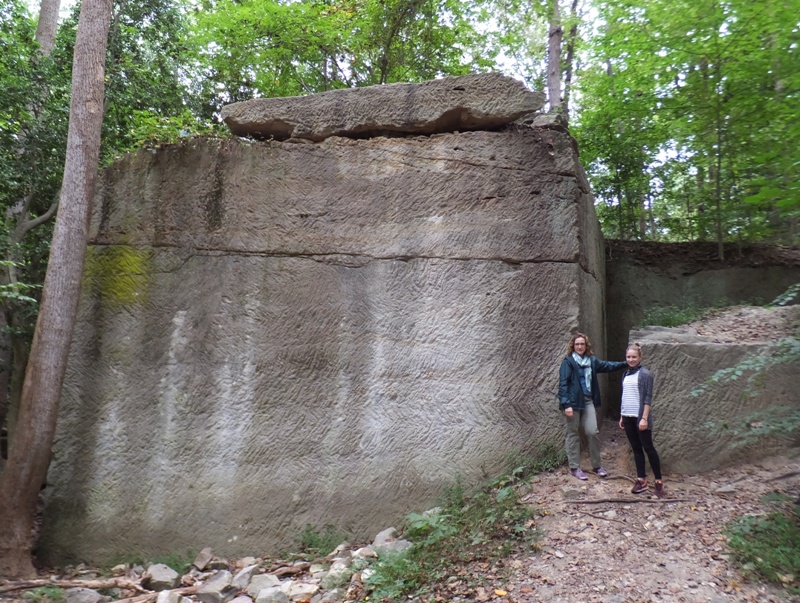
{"left": 221, "top": 73, "right": 545, "bottom": 141}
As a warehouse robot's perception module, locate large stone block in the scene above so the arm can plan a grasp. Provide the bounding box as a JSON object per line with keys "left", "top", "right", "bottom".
{"left": 604, "top": 241, "right": 800, "bottom": 416}
{"left": 42, "top": 123, "right": 604, "bottom": 563}
{"left": 220, "top": 73, "right": 545, "bottom": 141}
{"left": 628, "top": 325, "right": 800, "bottom": 474}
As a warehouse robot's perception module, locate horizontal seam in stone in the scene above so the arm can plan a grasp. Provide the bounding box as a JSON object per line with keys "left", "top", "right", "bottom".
{"left": 89, "top": 243, "right": 583, "bottom": 269}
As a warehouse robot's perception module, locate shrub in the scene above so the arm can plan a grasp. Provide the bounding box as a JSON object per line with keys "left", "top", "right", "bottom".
{"left": 639, "top": 304, "right": 710, "bottom": 327}
{"left": 363, "top": 449, "right": 555, "bottom": 601}
{"left": 726, "top": 511, "right": 800, "bottom": 593}
{"left": 298, "top": 524, "right": 348, "bottom": 558}
{"left": 22, "top": 587, "right": 63, "bottom": 603}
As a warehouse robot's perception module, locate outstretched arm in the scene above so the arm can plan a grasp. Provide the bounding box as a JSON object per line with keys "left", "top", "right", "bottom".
{"left": 594, "top": 358, "right": 627, "bottom": 373}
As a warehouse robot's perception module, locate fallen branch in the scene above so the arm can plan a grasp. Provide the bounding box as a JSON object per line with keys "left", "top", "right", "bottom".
{"left": 606, "top": 476, "right": 635, "bottom": 484}
{"left": 112, "top": 585, "right": 198, "bottom": 603}
{"left": 563, "top": 497, "right": 690, "bottom": 504}
{"left": 271, "top": 562, "right": 311, "bottom": 578}
{"left": 0, "top": 578, "right": 146, "bottom": 595}
{"left": 765, "top": 470, "right": 800, "bottom": 482}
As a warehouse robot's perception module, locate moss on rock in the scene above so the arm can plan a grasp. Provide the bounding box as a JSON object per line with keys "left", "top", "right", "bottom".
{"left": 84, "top": 245, "right": 152, "bottom": 309}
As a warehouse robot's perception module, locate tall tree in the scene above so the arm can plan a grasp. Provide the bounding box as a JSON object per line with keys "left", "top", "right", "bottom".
{"left": 186, "top": 0, "right": 494, "bottom": 115}
{"left": 545, "top": 0, "right": 582, "bottom": 121}
{"left": 34, "top": 0, "right": 61, "bottom": 54}
{"left": 575, "top": 0, "right": 800, "bottom": 249}
{"left": 0, "top": 0, "right": 113, "bottom": 578}
{"left": 546, "top": 0, "right": 563, "bottom": 113}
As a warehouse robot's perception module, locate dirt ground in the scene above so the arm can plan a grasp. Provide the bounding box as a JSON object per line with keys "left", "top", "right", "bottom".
{"left": 3, "top": 424, "right": 799, "bottom": 603}
{"left": 477, "top": 303, "right": 800, "bottom": 603}
{"left": 686, "top": 305, "right": 799, "bottom": 343}
{"left": 492, "top": 424, "right": 800, "bottom": 603}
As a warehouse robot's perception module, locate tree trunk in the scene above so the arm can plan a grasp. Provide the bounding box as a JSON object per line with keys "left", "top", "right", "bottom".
{"left": 561, "top": 0, "right": 579, "bottom": 124}
{"left": 35, "top": 0, "right": 62, "bottom": 57}
{"left": 547, "top": 0, "right": 563, "bottom": 114}
{"left": 5, "top": 327, "right": 29, "bottom": 453}
{"left": 0, "top": 313, "right": 10, "bottom": 464}
{"left": 0, "top": 0, "right": 112, "bottom": 579}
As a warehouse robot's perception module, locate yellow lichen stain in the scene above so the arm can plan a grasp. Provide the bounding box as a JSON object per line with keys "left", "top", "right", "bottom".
{"left": 83, "top": 245, "right": 152, "bottom": 309}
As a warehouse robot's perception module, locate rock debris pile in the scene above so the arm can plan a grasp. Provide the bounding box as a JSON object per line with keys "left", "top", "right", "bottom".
{"left": 52, "top": 527, "right": 414, "bottom": 603}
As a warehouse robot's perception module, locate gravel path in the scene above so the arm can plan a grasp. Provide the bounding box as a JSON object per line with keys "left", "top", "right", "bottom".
{"left": 498, "top": 424, "right": 800, "bottom": 603}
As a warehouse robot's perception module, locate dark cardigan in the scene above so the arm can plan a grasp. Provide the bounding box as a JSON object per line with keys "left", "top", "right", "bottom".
{"left": 622, "top": 364, "right": 655, "bottom": 429}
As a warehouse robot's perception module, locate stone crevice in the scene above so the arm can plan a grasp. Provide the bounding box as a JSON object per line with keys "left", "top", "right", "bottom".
{"left": 95, "top": 242, "right": 590, "bottom": 271}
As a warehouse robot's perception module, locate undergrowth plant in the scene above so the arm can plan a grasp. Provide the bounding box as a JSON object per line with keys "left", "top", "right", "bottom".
{"left": 363, "top": 446, "right": 561, "bottom": 601}
{"left": 692, "top": 284, "right": 800, "bottom": 445}
{"left": 149, "top": 549, "right": 197, "bottom": 574}
{"left": 298, "top": 524, "right": 349, "bottom": 558}
{"left": 639, "top": 303, "right": 712, "bottom": 327}
{"left": 21, "top": 587, "right": 63, "bottom": 603}
{"left": 725, "top": 510, "right": 800, "bottom": 594}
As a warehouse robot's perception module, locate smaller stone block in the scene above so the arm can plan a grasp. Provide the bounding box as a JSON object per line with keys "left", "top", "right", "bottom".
{"left": 221, "top": 73, "right": 544, "bottom": 141}
{"left": 64, "top": 588, "right": 110, "bottom": 603}
{"left": 247, "top": 575, "right": 282, "bottom": 599}
{"left": 142, "top": 564, "right": 180, "bottom": 592}
{"left": 255, "top": 587, "right": 289, "bottom": 603}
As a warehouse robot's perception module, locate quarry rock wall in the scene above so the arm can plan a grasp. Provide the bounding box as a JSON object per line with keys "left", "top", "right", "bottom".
{"left": 41, "top": 102, "right": 606, "bottom": 563}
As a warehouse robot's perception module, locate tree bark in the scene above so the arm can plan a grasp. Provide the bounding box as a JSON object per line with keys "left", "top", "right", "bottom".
{"left": 0, "top": 0, "right": 112, "bottom": 579}
{"left": 547, "top": 0, "right": 563, "bottom": 114}
{"left": 561, "top": 0, "right": 579, "bottom": 124}
{"left": 0, "top": 312, "right": 10, "bottom": 463}
{"left": 35, "top": 0, "right": 62, "bottom": 57}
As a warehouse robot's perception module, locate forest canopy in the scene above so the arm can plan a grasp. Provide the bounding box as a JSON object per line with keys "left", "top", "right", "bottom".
{"left": 2, "top": 0, "right": 799, "bottom": 250}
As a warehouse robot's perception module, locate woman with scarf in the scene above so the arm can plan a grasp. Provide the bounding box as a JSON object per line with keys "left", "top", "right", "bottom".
{"left": 558, "top": 332, "right": 627, "bottom": 480}
{"left": 619, "top": 342, "right": 665, "bottom": 497}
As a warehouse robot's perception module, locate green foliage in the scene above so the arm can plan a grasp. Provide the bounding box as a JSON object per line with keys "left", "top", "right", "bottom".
{"left": 298, "top": 524, "right": 348, "bottom": 557}
{"left": 690, "top": 336, "right": 800, "bottom": 399}
{"left": 186, "top": 0, "right": 496, "bottom": 113}
{"left": 0, "top": 262, "right": 39, "bottom": 306}
{"left": 639, "top": 304, "right": 708, "bottom": 328}
{"left": 21, "top": 587, "right": 64, "bottom": 603}
{"left": 761, "top": 491, "right": 794, "bottom": 505}
{"left": 772, "top": 283, "right": 800, "bottom": 308}
{"left": 0, "top": 0, "right": 67, "bottom": 251}
{"left": 101, "top": 0, "right": 217, "bottom": 162}
{"left": 575, "top": 0, "right": 800, "bottom": 246}
{"left": 113, "top": 109, "right": 223, "bottom": 159}
{"left": 363, "top": 458, "right": 545, "bottom": 601}
{"left": 499, "top": 443, "right": 566, "bottom": 484}
{"left": 704, "top": 404, "right": 800, "bottom": 452}
{"left": 726, "top": 511, "right": 800, "bottom": 593}
{"left": 150, "top": 549, "right": 197, "bottom": 574}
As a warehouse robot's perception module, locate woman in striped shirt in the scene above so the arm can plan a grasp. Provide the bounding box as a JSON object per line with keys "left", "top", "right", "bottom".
{"left": 618, "top": 343, "right": 665, "bottom": 497}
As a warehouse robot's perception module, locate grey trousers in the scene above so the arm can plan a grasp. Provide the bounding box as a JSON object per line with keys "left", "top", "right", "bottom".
{"left": 564, "top": 403, "right": 601, "bottom": 470}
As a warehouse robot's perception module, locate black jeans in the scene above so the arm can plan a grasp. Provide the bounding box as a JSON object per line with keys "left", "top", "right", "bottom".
{"left": 622, "top": 416, "right": 662, "bottom": 480}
